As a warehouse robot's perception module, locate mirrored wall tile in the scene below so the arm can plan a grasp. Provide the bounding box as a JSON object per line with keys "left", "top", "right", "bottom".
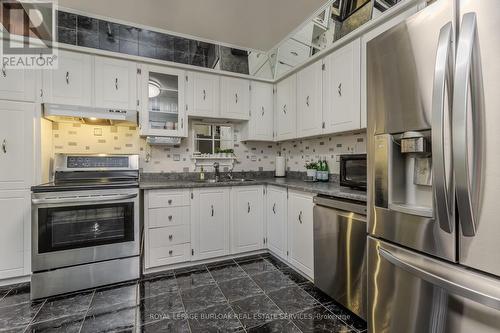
{"left": 154, "top": 48, "right": 174, "bottom": 62}
{"left": 174, "top": 51, "right": 189, "bottom": 64}
{"left": 99, "top": 20, "right": 120, "bottom": 52}
{"left": 139, "top": 43, "right": 156, "bottom": 58}
{"left": 173, "top": 37, "right": 190, "bottom": 53}
{"left": 33, "top": 292, "right": 93, "bottom": 323}
{"left": 119, "top": 40, "right": 138, "bottom": 56}
{"left": 57, "top": 27, "right": 77, "bottom": 45}
{"left": 139, "top": 29, "right": 162, "bottom": 47}
{"left": 119, "top": 25, "right": 139, "bottom": 42}
{"left": 190, "top": 54, "right": 207, "bottom": 67}
{"left": 77, "top": 31, "right": 99, "bottom": 49}
{"left": 77, "top": 16, "right": 99, "bottom": 32}
{"left": 57, "top": 11, "right": 77, "bottom": 30}
{"left": 25, "top": 314, "right": 84, "bottom": 333}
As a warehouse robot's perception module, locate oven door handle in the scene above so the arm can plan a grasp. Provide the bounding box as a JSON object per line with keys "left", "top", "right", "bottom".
{"left": 32, "top": 193, "right": 138, "bottom": 205}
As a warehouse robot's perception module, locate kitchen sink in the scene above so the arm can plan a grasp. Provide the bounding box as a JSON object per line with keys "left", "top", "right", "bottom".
{"left": 194, "top": 178, "right": 256, "bottom": 183}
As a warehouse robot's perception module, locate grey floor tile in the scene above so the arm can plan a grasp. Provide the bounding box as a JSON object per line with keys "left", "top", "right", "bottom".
{"left": 0, "top": 285, "right": 31, "bottom": 308}
{"left": 281, "top": 267, "right": 310, "bottom": 285}
{"left": 139, "top": 275, "right": 178, "bottom": 300}
{"left": 188, "top": 303, "right": 243, "bottom": 333}
{"left": 268, "top": 286, "right": 318, "bottom": 315}
{"left": 238, "top": 259, "right": 278, "bottom": 276}
{"left": 137, "top": 292, "right": 184, "bottom": 325}
{"left": 180, "top": 284, "right": 226, "bottom": 314}
{"left": 139, "top": 318, "right": 190, "bottom": 333}
{"left": 33, "top": 292, "right": 93, "bottom": 323}
{"left": 264, "top": 256, "right": 290, "bottom": 270}
{"left": 218, "top": 277, "right": 264, "bottom": 303}
{"left": 25, "top": 314, "right": 84, "bottom": 333}
{"left": 175, "top": 268, "right": 214, "bottom": 290}
{"left": 325, "top": 302, "right": 367, "bottom": 332}
{"left": 247, "top": 319, "right": 301, "bottom": 333}
{"left": 233, "top": 254, "right": 264, "bottom": 264}
{"left": 292, "top": 306, "right": 352, "bottom": 333}
{"left": 80, "top": 306, "right": 136, "bottom": 333}
{"left": 205, "top": 259, "right": 237, "bottom": 269}
{"left": 208, "top": 264, "right": 247, "bottom": 283}
{"left": 251, "top": 271, "right": 294, "bottom": 293}
{"left": 230, "top": 294, "right": 283, "bottom": 329}
{"left": 299, "top": 283, "right": 335, "bottom": 305}
{"left": 88, "top": 283, "right": 138, "bottom": 316}
{"left": 0, "top": 301, "right": 44, "bottom": 330}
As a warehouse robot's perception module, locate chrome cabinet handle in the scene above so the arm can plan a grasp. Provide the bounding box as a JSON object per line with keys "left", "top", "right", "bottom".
{"left": 1, "top": 139, "right": 6, "bottom": 153}
{"left": 290, "top": 51, "right": 298, "bottom": 56}
{"left": 379, "top": 247, "right": 500, "bottom": 311}
{"left": 32, "top": 193, "right": 137, "bottom": 205}
{"left": 432, "top": 22, "right": 455, "bottom": 233}
{"left": 169, "top": 250, "right": 173, "bottom": 255}
{"left": 298, "top": 211, "right": 303, "bottom": 224}
{"left": 168, "top": 199, "right": 172, "bottom": 205}
{"left": 1, "top": 65, "right": 6, "bottom": 77}
{"left": 283, "top": 104, "right": 287, "bottom": 114}
{"left": 115, "top": 78, "right": 118, "bottom": 90}
{"left": 211, "top": 205, "right": 214, "bottom": 217}
{"left": 272, "top": 203, "right": 276, "bottom": 214}
{"left": 306, "top": 95, "right": 310, "bottom": 107}
{"left": 169, "top": 235, "right": 173, "bottom": 240}
{"left": 247, "top": 202, "right": 251, "bottom": 213}
{"left": 337, "top": 83, "right": 342, "bottom": 96}
{"left": 168, "top": 215, "right": 173, "bottom": 221}
{"left": 453, "top": 13, "right": 483, "bottom": 237}
{"left": 181, "top": 118, "right": 183, "bottom": 129}
{"left": 203, "top": 89, "right": 206, "bottom": 100}
{"left": 65, "top": 71, "right": 70, "bottom": 84}
{"left": 261, "top": 106, "right": 265, "bottom": 116}
{"left": 235, "top": 93, "right": 238, "bottom": 104}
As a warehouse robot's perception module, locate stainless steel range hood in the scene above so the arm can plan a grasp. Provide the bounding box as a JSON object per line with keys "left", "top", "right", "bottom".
{"left": 43, "top": 103, "right": 138, "bottom": 127}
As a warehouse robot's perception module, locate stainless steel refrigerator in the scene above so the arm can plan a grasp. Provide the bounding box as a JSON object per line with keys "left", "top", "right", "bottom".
{"left": 367, "top": 0, "right": 500, "bottom": 331}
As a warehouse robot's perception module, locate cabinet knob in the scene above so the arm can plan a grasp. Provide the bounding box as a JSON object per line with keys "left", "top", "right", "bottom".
{"left": 299, "top": 211, "right": 303, "bottom": 224}
{"left": 169, "top": 235, "right": 173, "bottom": 240}
{"left": 338, "top": 83, "right": 342, "bottom": 96}
{"left": 235, "top": 93, "right": 238, "bottom": 104}
{"left": 169, "top": 250, "right": 173, "bottom": 255}
{"left": 168, "top": 199, "right": 172, "bottom": 205}
{"left": 247, "top": 202, "right": 251, "bottom": 213}
{"left": 115, "top": 77, "right": 119, "bottom": 90}
{"left": 1, "top": 139, "right": 6, "bottom": 154}
{"left": 306, "top": 96, "right": 310, "bottom": 107}
{"left": 272, "top": 203, "right": 276, "bottom": 214}
{"left": 168, "top": 215, "right": 173, "bottom": 221}
{"left": 65, "top": 71, "right": 70, "bottom": 84}
{"left": 211, "top": 205, "right": 214, "bottom": 217}
{"left": 203, "top": 89, "right": 206, "bottom": 100}
{"left": 1, "top": 66, "right": 6, "bottom": 78}
{"left": 283, "top": 104, "right": 287, "bottom": 114}
{"left": 261, "top": 106, "right": 265, "bottom": 116}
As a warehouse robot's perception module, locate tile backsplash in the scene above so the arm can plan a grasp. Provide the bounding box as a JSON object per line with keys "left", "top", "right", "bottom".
{"left": 50, "top": 121, "right": 366, "bottom": 174}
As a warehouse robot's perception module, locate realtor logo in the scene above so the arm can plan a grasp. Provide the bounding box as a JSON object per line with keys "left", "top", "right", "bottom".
{"left": 0, "top": 0, "right": 58, "bottom": 68}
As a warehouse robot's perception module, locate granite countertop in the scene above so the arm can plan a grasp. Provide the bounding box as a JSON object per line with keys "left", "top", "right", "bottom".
{"left": 140, "top": 177, "right": 367, "bottom": 203}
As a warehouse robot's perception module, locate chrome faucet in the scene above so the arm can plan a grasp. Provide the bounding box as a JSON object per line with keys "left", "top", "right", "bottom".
{"left": 213, "top": 162, "right": 220, "bottom": 182}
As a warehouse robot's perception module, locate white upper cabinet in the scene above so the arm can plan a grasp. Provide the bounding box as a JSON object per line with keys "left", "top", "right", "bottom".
{"left": 186, "top": 71, "right": 220, "bottom": 118}
{"left": 266, "top": 186, "right": 287, "bottom": 260}
{"left": 241, "top": 81, "right": 274, "bottom": 141}
{"left": 275, "top": 74, "right": 297, "bottom": 141}
{"left": 94, "top": 56, "right": 138, "bottom": 110}
{"left": 191, "top": 187, "right": 230, "bottom": 260}
{"left": 140, "top": 65, "right": 187, "bottom": 137}
{"left": 0, "top": 101, "right": 34, "bottom": 190}
{"left": 220, "top": 76, "right": 250, "bottom": 120}
{"left": 287, "top": 190, "right": 314, "bottom": 279}
{"left": 231, "top": 186, "right": 264, "bottom": 254}
{"left": 0, "top": 66, "right": 35, "bottom": 102}
{"left": 323, "top": 38, "right": 361, "bottom": 133}
{"left": 296, "top": 60, "right": 323, "bottom": 138}
{"left": 42, "top": 50, "right": 92, "bottom": 106}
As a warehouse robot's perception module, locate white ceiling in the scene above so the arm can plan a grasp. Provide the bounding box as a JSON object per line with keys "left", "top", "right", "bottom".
{"left": 58, "top": 0, "right": 330, "bottom": 51}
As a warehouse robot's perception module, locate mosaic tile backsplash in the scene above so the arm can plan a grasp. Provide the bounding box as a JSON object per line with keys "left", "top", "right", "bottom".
{"left": 51, "top": 121, "right": 366, "bottom": 175}
{"left": 56, "top": 11, "right": 249, "bottom": 75}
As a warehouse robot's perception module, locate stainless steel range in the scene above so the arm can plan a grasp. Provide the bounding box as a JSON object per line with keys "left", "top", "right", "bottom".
{"left": 31, "top": 154, "right": 140, "bottom": 299}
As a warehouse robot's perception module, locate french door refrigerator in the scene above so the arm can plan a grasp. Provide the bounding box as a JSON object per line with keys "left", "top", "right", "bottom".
{"left": 367, "top": 0, "right": 500, "bottom": 332}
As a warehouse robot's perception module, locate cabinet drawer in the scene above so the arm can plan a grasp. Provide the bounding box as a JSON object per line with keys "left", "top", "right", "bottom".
{"left": 149, "top": 225, "right": 190, "bottom": 246}
{"left": 149, "top": 243, "right": 191, "bottom": 267}
{"left": 149, "top": 206, "right": 189, "bottom": 227}
{"left": 148, "top": 189, "right": 190, "bottom": 208}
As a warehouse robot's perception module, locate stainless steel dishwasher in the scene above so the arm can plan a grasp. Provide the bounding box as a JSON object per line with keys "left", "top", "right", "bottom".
{"left": 313, "top": 195, "right": 367, "bottom": 320}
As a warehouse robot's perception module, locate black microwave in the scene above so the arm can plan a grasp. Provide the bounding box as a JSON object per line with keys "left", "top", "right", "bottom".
{"left": 340, "top": 154, "right": 367, "bottom": 190}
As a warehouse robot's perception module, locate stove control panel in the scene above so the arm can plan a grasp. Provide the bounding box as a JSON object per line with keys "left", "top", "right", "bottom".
{"left": 67, "top": 156, "right": 130, "bottom": 169}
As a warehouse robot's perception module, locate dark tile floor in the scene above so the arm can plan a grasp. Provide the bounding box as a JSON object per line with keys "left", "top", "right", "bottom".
{"left": 0, "top": 253, "right": 367, "bottom": 332}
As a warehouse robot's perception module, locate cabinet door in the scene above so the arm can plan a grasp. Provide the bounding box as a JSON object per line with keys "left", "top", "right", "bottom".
{"left": 0, "top": 67, "right": 35, "bottom": 102}
{"left": 231, "top": 186, "right": 264, "bottom": 254}
{"left": 275, "top": 74, "right": 297, "bottom": 141}
{"left": 323, "top": 38, "right": 361, "bottom": 133}
{"left": 0, "top": 101, "right": 34, "bottom": 190}
{"left": 0, "top": 190, "right": 30, "bottom": 280}
{"left": 266, "top": 186, "right": 287, "bottom": 260}
{"left": 186, "top": 71, "right": 220, "bottom": 118}
{"left": 247, "top": 81, "right": 274, "bottom": 141}
{"left": 94, "top": 56, "right": 137, "bottom": 110}
{"left": 140, "top": 65, "right": 186, "bottom": 137}
{"left": 287, "top": 191, "right": 314, "bottom": 278}
{"left": 191, "top": 188, "right": 230, "bottom": 260}
{"left": 220, "top": 77, "right": 250, "bottom": 120}
{"left": 297, "top": 61, "right": 323, "bottom": 138}
{"left": 42, "top": 50, "right": 92, "bottom": 106}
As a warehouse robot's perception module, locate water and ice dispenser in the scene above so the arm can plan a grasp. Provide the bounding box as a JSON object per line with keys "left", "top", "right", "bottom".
{"left": 374, "top": 131, "right": 433, "bottom": 218}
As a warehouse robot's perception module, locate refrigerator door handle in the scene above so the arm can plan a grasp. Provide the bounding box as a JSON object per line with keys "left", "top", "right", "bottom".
{"left": 432, "top": 22, "right": 455, "bottom": 233}
{"left": 453, "top": 13, "right": 484, "bottom": 237}
{"left": 379, "top": 247, "right": 500, "bottom": 311}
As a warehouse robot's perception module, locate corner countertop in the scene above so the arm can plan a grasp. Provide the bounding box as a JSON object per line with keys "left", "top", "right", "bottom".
{"left": 139, "top": 177, "right": 367, "bottom": 203}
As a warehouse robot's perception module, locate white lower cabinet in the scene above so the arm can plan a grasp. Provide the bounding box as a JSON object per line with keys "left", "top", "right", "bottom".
{"left": 191, "top": 187, "right": 230, "bottom": 260}
{"left": 287, "top": 190, "right": 314, "bottom": 279}
{"left": 0, "top": 190, "right": 31, "bottom": 280}
{"left": 266, "top": 186, "right": 287, "bottom": 261}
{"left": 231, "top": 186, "right": 264, "bottom": 254}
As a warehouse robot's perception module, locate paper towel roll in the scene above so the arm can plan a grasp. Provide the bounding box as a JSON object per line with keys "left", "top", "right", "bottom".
{"left": 275, "top": 156, "right": 286, "bottom": 177}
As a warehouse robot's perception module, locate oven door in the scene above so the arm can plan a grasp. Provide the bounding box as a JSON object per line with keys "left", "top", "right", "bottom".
{"left": 31, "top": 188, "right": 139, "bottom": 272}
